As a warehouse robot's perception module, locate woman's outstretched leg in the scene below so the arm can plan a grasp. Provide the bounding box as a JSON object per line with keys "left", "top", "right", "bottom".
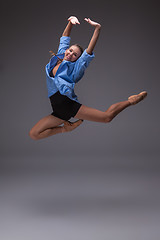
{"left": 74, "top": 91, "right": 147, "bottom": 123}
{"left": 74, "top": 101, "right": 130, "bottom": 122}
{"left": 29, "top": 115, "right": 83, "bottom": 140}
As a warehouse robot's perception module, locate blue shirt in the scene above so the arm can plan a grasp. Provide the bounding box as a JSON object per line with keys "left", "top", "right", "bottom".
{"left": 45, "top": 36, "right": 95, "bottom": 102}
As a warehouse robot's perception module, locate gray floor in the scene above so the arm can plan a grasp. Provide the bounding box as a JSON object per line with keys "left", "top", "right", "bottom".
{"left": 1, "top": 154, "right": 160, "bottom": 240}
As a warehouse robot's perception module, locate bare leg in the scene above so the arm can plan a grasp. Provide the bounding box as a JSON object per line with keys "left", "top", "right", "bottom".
{"left": 29, "top": 92, "right": 147, "bottom": 139}
{"left": 29, "top": 115, "right": 83, "bottom": 140}
{"left": 105, "top": 100, "right": 131, "bottom": 121}
{"left": 74, "top": 101, "right": 130, "bottom": 122}
{"left": 75, "top": 91, "right": 147, "bottom": 122}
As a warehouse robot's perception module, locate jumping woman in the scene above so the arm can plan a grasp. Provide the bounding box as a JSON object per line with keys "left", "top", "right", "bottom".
{"left": 29, "top": 16, "right": 147, "bottom": 140}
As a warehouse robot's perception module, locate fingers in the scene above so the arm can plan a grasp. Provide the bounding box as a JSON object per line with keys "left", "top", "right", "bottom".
{"left": 68, "top": 16, "right": 80, "bottom": 25}
{"left": 84, "top": 18, "right": 101, "bottom": 28}
{"left": 84, "top": 18, "right": 94, "bottom": 25}
{"left": 68, "top": 16, "right": 73, "bottom": 20}
{"left": 84, "top": 18, "right": 91, "bottom": 23}
{"left": 84, "top": 18, "right": 89, "bottom": 22}
{"left": 67, "top": 16, "right": 100, "bottom": 26}
{"left": 73, "top": 20, "right": 80, "bottom": 25}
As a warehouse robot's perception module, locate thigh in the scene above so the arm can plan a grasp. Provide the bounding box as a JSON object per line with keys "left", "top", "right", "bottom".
{"left": 31, "top": 115, "right": 65, "bottom": 134}
{"left": 74, "top": 105, "right": 106, "bottom": 122}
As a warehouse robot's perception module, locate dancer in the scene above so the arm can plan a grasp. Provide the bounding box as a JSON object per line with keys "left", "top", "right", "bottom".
{"left": 29, "top": 16, "right": 147, "bottom": 140}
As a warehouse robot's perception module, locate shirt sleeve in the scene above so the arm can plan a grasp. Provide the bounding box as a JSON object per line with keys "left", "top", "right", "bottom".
{"left": 73, "top": 49, "right": 95, "bottom": 82}
{"left": 57, "top": 36, "right": 71, "bottom": 54}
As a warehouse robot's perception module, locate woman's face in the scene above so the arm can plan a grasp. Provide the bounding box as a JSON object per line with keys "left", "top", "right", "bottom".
{"left": 64, "top": 45, "right": 81, "bottom": 62}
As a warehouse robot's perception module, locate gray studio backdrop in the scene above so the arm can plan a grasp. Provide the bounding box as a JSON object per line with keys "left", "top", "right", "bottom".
{"left": 1, "top": 1, "right": 160, "bottom": 240}
{"left": 1, "top": 0, "right": 159, "bottom": 158}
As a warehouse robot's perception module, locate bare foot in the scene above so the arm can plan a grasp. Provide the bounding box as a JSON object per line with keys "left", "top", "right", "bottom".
{"left": 128, "top": 91, "right": 147, "bottom": 105}
{"left": 62, "top": 119, "right": 83, "bottom": 133}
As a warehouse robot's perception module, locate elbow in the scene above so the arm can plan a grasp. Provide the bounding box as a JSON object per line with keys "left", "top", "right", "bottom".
{"left": 86, "top": 49, "right": 93, "bottom": 55}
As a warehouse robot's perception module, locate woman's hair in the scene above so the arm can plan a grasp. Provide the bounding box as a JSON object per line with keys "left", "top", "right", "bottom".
{"left": 73, "top": 44, "right": 84, "bottom": 55}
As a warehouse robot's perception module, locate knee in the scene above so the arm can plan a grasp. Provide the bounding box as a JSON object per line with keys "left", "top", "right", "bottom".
{"left": 29, "top": 129, "right": 39, "bottom": 140}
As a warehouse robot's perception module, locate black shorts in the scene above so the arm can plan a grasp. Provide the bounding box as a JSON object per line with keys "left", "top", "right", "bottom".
{"left": 49, "top": 91, "right": 82, "bottom": 121}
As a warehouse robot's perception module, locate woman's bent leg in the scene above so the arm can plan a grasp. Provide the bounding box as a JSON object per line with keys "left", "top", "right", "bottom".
{"left": 29, "top": 115, "right": 65, "bottom": 140}
{"left": 29, "top": 115, "right": 83, "bottom": 140}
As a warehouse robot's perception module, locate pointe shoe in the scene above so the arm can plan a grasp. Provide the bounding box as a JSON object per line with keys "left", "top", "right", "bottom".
{"left": 128, "top": 91, "right": 147, "bottom": 105}
{"left": 63, "top": 119, "right": 83, "bottom": 132}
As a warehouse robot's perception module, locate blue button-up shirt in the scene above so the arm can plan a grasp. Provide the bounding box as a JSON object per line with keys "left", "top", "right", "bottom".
{"left": 45, "top": 36, "right": 95, "bottom": 102}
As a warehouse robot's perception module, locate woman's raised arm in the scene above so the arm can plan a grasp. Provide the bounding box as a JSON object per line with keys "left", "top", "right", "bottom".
{"left": 84, "top": 18, "right": 101, "bottom": 55}
{"left": 62, "top": 16, "right": 80, "bottom": 37}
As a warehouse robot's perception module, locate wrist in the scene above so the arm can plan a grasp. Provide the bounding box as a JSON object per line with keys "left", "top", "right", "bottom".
{"left": 68, "top": 21, "right": 73, "bottom": 26}
{"left": 95, "top": 24, "right": 101, "bottom": 29}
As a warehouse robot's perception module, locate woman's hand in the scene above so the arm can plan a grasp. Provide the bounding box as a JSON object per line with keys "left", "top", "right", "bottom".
{"left": 62, "top": 16, "right": 80, "bottom": 36}
{"left": 68, "top": 16, "right": 80, "bottom": 25}
{"left": 84, "top": 18, "right": 101, "bottom": 28}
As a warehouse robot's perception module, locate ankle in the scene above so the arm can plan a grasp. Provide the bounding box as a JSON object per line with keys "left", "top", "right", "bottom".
{"left": 61, "top": 126, "right": 66, "bottom": 133}
{"left": 127, "top": 100, "right": 132, "bottom": 106}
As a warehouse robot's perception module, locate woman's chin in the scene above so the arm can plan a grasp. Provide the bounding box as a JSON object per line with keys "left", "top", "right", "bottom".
{"left": 66, "top": 58, "right": 71, "bottom": 61}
